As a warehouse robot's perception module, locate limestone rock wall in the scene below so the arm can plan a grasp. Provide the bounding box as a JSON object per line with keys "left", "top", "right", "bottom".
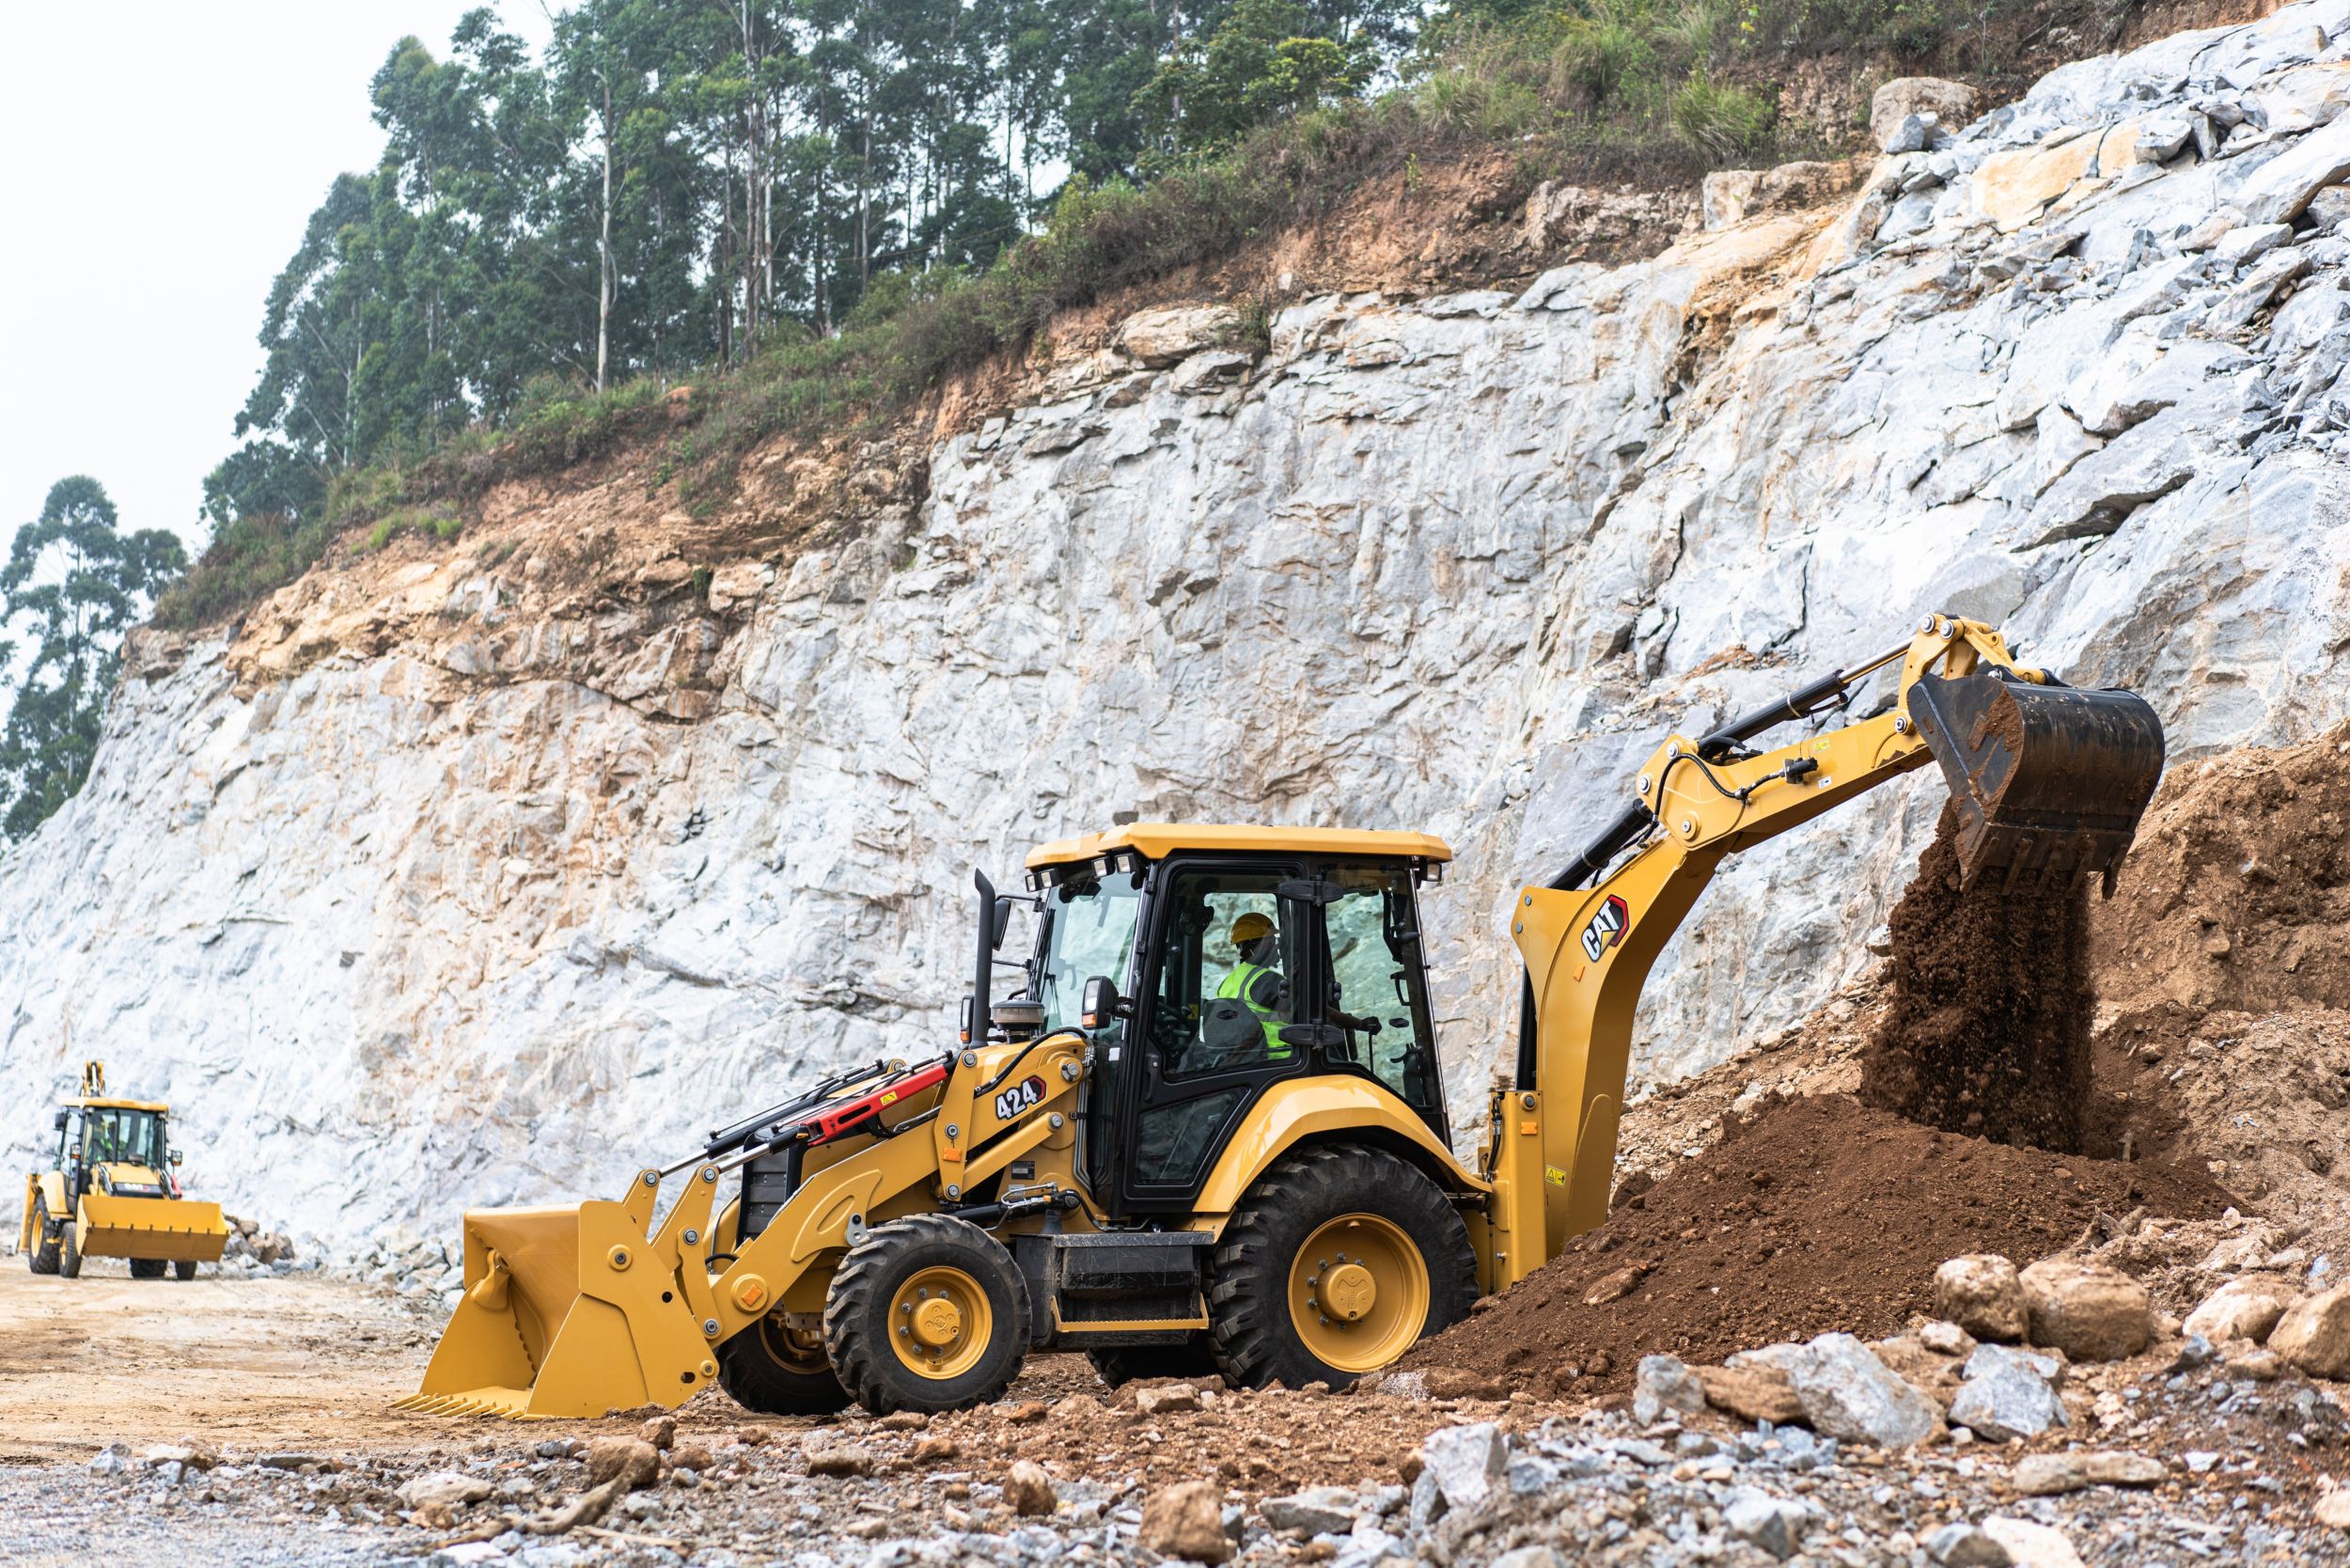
{"left": 8, "top": 0, "right": 2350, "bottom": 1265}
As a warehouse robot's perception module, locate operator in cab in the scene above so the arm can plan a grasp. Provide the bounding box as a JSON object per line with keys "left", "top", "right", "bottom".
{"left": 1215, "top": 912, "right": 1384, "bottom": 1063}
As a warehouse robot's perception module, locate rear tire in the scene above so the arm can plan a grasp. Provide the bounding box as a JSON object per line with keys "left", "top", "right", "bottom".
{"left": 173, "top": 1259, "right": 198, "bottom": 1281}
{"left": 716, "top": 1314, "right": 852, "bottom": 1416}
{"left": 59, "top": 1215, "right": 83, "bottom": 1279}
{"left": 130, "top": 1259, "right": 167, "bottom": 1279}
{"left": 824, "top": 1215, "right": 1029, "bottom": 1416}
{"left": 1208, "top": 1143, "right": 1475, "bottom": 1390}
{"left": 26, "top": 1197, "right": 60, "bottom": 1276}
{"left": 1088, "top": 1340, "right": 1221, "bottom": 1388}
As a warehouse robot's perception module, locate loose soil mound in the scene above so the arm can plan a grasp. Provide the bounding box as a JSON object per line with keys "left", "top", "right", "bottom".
{"left": 1402, "top": 1092, "right": 2227, "bottom": 1397}
{"left": 1859, "top": 803, "right": 2093, "bottom": 1150}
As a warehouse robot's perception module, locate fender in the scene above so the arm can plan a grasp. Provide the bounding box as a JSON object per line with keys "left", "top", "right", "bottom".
{"left": 1183, "top": 1076, "right": 1487, "bottom": 1227}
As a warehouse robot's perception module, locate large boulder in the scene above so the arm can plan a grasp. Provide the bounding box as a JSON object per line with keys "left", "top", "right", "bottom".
{"left": 1870, "top": 78, "right": 1980, "bottom": 146}
{"left": 2019, "top": 1258, "right": 2153, "bottom": 1361}
{"left": 1936, "top": 1255, "right": 2029, "bottom": 1342}
{"left": 1950, "top": 1346, "right": 2067, "bottom": 1442}
{"left": 2185, "top": 1276, "right": 2301, "bottom": 1346}
{"left": 2270, "top": 1284, "right": 2350, "bottom": 1378}
{"left": 1699, "top": 1362, "right": 1806, "bottom": 1425}
{"left": 1784, "top": 1334, "right": 1940, "bottom": 1448}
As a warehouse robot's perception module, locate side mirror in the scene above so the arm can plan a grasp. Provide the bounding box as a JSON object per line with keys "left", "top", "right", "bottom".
{"left": 53, "top": 1110, "right": 67, "bottom": 1132}
{"left": 992, "top": 896, "right": 1014, "bottom": 950}
{"left": 1080, "top": 976, "right": 1122, "bottom": 1030}
{"left": 170, "top": 1150, "right": 184, "bottom": 1167}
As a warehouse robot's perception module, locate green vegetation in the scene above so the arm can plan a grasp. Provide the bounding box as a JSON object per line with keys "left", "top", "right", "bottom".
{"left": 0, "top": 479, "right": 184, "bottom": 842}
{"left": 163, "top": 0, "right": 2078, "bottom": 631}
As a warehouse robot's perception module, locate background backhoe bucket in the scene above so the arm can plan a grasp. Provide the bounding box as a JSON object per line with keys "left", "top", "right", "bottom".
{"left": 399, "top": 1200, "right": 714, "bottom": 1419}
{"left": 76, "top": 1194, "right": 228, "bottom": 1262}
{"left": 1908, "top": 670, "right": 2166, "bottom": 894}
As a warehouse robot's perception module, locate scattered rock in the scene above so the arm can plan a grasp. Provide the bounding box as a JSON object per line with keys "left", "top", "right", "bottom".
{"left": 2270, "top": 1283, "right": 2350, "bottom": 1376}
{"left": 1003, "top": 1459, "right": 1058, "bottom": 1517}
{"left": 2018, "top": 1258, "right": 2152, "bottom": 1361}
{"left": 2181, "top": 1278, "right": 2294, "bottom": 1354}
{"left": 804, "top": 1446, "right": 874, "bottom": 1480}
{"left": 585, "top": 1437, "right": 660, "bottom": 1492}
{"left": 1919, "top": 1321, "right": 1977, "bottom": 1356}
{"left": 1982, "top": 1516, "right": 2087, "bottom": 1568}
{"left": 2316, "top": 1487, "right": 2350, "bottom": 1529}
{"left": 1003, "top": 1398, "right": 1052, "bottom": 1423}
{"left": 1134, "top": 1384, "right": 1199, "bottom": 1417}
{"left": 2011, "top": 1450, "right": 2165, "bottom": 1496}
{"left": 1722, "top": 1488, "right": 1816, "bottom": 1560}
{"left": 666, "top": 1442, "right": 714, "bottom": 1474}
{"left": 1260, "top": 1486, "right": 1359, "bottom": 1536}
{"left": 1950, "top": 1350, "right": 2066, "bottom": 1443}
{"left": 912, "top": 1435, "right": 961, "bottom": 1463}
{"left": 141, "top": 1443, "right": 221, "bottom": 1471}
{"left": 1583, "top": 1264, "right": 1647, "bottom": 1306}
{"left": 1698, "top": 1362, "right": 1805, "bottom": 1425}
{"left": 1632, "top": 1354, "right": 1706, "bottom": 1424}
{"left": 1872, "top": 78, "right": 1980, "bottom": 145}
{"left": 1138, "top": 1478, "right": 1230, "bottom": 1562}
{"left": 399, "top": 1471, "right": 494, "bottom": 1510}
{"left": 1785, "top": 1334, "right": 1941, "bottom": 1449}
{"left": 1420, "top": 1421, "right": 1508, "bottom": 1513}
{"left": 1923, "top": 1521, "right": 2015, "bottom": 1566}
{"left": 1936, "top": 1256, "right": 2029, "bottom": 1342}
{"left": 638, "top": 1415, "right": 675, "bottom": 1451}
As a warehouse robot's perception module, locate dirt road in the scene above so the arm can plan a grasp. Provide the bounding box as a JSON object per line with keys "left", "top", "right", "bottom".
{"left": 0, "top": 1262, "right": 447, "bottom": 1466}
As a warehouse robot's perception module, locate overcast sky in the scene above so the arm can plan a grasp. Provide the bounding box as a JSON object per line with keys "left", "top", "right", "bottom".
{"left": 0, "top": 3, "right": 554, "bottom": 559}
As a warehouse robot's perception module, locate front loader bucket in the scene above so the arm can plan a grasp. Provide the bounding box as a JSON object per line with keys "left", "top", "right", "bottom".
{"left": 1908, "top": 670, "right": 2166, "bottom": 894}
{"left": 77, "top": 1194, "right": 228, "bottom": 1262}
{"left": 397, "top": 1197, "right": 714, "bottom": 1419}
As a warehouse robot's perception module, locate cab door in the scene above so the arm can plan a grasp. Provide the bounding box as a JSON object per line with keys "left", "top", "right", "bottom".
{"left": 1113, "top": 856, "right": 1322, "bottom": 1215}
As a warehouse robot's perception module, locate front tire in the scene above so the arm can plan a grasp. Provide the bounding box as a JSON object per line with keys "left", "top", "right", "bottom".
{"left": 130, "top": 1259, "right": 167, "bottom": 1279}
{"left": 173, "top": 1259, "right": 198, "bottom": 1281}
{"left": 1208, "top": 1143, "right": 1475, "bottom": 1389}
{"left": 716, "top": 1313, "right": 852, "bottom": 1416}
{"left": 823, "top": 1215, "right": 1029, "bottom": 1416}
{"left": 26, "top": 1197, "right": 60, "bottom": 1276}
{"left": 59, "top": 1214, "right": 83, "bottom": 1279}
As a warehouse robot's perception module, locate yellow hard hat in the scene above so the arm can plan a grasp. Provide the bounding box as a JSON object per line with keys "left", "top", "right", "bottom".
{"left": 1230, "top": 912, "right": 1276, "bottom": 945}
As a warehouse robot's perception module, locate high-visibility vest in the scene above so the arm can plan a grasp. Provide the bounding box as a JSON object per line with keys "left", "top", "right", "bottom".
{"left": 1216, "top": 961, "right": 1290, "bottom": 1058}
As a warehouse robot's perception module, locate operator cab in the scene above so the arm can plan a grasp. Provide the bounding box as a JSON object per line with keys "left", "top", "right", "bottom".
{"left": 54, "top": 1100, "right": 174, "bottom": 1200}
{"left": 1022, "top": 825, "right": 1451, "bottom": 1220}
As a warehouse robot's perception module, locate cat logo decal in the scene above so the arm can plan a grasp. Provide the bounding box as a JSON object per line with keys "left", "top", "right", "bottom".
{"left": 1579, "top": 895, "right": 1630, "bottom": 963}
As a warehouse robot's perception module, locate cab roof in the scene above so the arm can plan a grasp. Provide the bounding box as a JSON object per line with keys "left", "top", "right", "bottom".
{"left": 65, "top": 1098, "right": 169, "bottom": 1114}
{"left": 1025, "top": 823, "right": 1453, "bottom": 871}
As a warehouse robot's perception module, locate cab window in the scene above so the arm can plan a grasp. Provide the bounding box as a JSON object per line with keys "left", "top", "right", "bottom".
{"left": 1316, "top": 866, "right": 1448, "bottom": 1137}
{"left": 1148, "top": 870, "right": 1299, "bottom": 1080}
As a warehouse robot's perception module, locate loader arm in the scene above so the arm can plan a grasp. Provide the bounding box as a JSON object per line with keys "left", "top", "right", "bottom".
{"left": 1480, "top": 616, "right": 2163, "bottom": 1288}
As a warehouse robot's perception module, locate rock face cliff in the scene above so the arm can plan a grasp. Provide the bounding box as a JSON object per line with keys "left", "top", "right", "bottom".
{"left": 8, "top": 2, "right": 2350, "bottom": 1267}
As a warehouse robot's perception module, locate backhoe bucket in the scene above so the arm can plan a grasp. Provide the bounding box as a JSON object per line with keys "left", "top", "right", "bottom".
{"left": 395, "top": 1196, "right": 713, "bottom": 1419}
{"left": 1908, "top": 670, "right": 2166, "bottom": 894}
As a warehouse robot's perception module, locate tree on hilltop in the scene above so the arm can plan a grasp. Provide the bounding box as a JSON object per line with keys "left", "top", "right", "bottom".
{"left": 0, "top": 478, "right": 185, "bottom": 843}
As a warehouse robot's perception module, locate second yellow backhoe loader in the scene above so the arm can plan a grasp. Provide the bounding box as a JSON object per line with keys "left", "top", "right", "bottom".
{"left": 402, "top": 615, "right": 2165, "bottom": 1419}
{"left": 20, "top": 1062, "right": 227, "bottom": 1280}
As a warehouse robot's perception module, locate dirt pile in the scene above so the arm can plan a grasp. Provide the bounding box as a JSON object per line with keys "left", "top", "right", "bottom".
{"left": 1858, "top": 803, "right": 2094, "bottom": 1151}
{"left": 1402, "top": 1092, "right": 2226, "bottom": 1397}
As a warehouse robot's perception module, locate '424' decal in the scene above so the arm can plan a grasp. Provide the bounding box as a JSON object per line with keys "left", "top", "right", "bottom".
{"left": 1579, "top": 894, "right": 1630, "bottom": 963}
{"left": 994, "top": 1074, "right": 1048, "bottom": 1122}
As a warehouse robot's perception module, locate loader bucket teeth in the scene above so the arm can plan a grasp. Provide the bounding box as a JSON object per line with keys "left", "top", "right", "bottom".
{"left": 1908, "top": 670, "right": 2166, "bottom": 894}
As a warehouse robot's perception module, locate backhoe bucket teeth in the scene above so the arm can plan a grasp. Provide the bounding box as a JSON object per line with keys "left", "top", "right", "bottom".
{"left": 1908, "top": 670, "right": 2166, "bottom": 894}
{"left": 406, "top": 1200, "right": 713, "bottom": 1420}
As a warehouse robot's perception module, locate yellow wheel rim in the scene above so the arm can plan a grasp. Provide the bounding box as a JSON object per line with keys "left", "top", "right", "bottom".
{"left": 1287, "top": 1214, "right": 1430, "bottom": 1374}
{"left": 888, "top": 1265, "right": 993, "bottom": 1380}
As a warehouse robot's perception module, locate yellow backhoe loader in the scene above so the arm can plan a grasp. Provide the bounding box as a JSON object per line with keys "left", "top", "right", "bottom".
{"left": 403, "top": 616, "right": 2165, "bottom": 1419}
{"left": 20, "top": 1062, "right": 227, "bottom": 1280}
